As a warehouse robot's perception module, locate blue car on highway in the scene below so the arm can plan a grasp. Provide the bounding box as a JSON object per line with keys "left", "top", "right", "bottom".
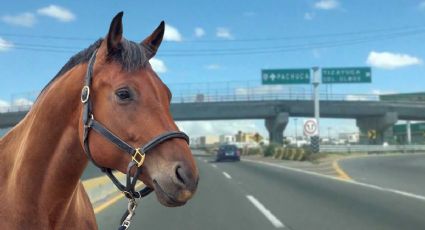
{"left": 216, "top": 144, "right": 240, "bottom": 162}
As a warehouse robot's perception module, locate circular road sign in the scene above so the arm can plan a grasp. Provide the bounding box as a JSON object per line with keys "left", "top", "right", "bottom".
{"left": 304, "top": 119, "right": 318, "bottom": 137}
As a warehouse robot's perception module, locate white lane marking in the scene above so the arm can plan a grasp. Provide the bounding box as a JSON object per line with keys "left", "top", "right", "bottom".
{"left": 222, "top": 172, "right": 232, "bottom": 179}
{"left": 246, "top": 195, "right": 285, "bottom": 228}
{"left": 243, "top": 159, "right": 425, "bottom": 202}
{"left": 211, "top": 164, "right": 217, "bottom": 168}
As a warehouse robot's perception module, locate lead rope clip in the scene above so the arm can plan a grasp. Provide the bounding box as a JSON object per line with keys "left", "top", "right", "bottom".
{"left": 120, "top": 198, "right": 138, "bottom": 230}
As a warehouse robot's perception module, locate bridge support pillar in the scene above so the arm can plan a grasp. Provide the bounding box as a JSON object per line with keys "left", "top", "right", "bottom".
{"left": 265, "top": 112, "right": 289, "bottom": 145}
{"left": 356, "top": 112, "right": 398, "bottom": 144}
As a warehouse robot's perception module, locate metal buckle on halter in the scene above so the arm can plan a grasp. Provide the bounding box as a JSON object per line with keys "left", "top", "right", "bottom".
{"left": 81, "top": 85, "right": 90, "bottom": 103}
{"left": 132, "top": 148, "right": 145, "bottom": 167}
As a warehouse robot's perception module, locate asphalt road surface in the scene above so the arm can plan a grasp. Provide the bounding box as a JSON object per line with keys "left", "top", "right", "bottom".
{"left": 95, "top": 152, "right": 425, "bottom": 230}
{"left": 340, "top": 153, "right": 425, "bottom": 197}
{"left": 82, "top": 163, "right": 105, "bottom": 180}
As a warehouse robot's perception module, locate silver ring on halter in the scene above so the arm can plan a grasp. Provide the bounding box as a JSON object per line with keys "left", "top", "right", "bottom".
{"left": 81, "top": 86, "right": 90, "bottom": 103}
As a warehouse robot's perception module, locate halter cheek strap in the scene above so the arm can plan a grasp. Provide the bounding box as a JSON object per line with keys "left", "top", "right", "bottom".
{"left": 81, "top": 49, "right": 190, "bottom": 229}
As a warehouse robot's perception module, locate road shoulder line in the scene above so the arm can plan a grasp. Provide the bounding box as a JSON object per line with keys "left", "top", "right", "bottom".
{"left": 243, "top": 158, "right": 425, "bottom": 202}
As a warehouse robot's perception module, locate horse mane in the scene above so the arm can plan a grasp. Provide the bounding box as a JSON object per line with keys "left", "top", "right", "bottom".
{"left": 39, "top": 38, "right": 148, "bottom": 97}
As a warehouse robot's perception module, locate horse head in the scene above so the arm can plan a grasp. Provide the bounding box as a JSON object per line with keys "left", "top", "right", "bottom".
{"left": 81, "top": 12, "right": 198, "bottom": 207}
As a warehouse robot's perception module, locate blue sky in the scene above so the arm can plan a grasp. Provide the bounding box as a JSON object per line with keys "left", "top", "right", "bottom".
{"left": 0, "top": 0, "right": 424, "bottom": 138}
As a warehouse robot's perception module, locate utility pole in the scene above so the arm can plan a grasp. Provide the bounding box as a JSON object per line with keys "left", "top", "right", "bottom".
{"left": 407, "top": 120, "right": 412, "bottom": 145}
{"left": 327, "top": 127, "right": 331, "bottom": 140}
{"left": 312, "top": 67, "right": 320, "bottom": 127}
{"left": 311, "top": 67, "right": 320, "bottom": 153}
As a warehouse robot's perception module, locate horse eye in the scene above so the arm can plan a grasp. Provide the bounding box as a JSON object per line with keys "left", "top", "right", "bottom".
{"left": 115, "top": 88, "right": 132, "bottom": 101}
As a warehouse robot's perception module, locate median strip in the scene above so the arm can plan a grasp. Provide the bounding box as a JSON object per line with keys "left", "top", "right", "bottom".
{"left": 332, "top": 159, "right": 352, "bottom": 180}
{"left": 246, "top": 195, "right": 285, "bottom": 228}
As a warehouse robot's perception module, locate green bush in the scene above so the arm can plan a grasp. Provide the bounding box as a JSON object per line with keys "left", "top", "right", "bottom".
{"left": 246, "top": 147, "right": 261, "bottom": 155}
{"left": 264, "top": 144, "right": 279, "bottom": 157}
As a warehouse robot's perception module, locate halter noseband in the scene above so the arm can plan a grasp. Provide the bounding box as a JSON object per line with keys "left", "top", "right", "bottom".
{"left": 81, "top": 49, "right": 189, "bottom": 229}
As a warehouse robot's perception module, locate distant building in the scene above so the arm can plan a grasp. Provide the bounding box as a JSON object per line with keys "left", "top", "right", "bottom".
{"left": 235, "top": 131, "right": 263, "bottom": 143}
{"left": 219, "top": 134, "right": 235, "bottom": 144}
{"left": 338, "top": 132, "right": 360, "bottom": 144}
{"left": 199, "top": 135, "right": 219, "bottom": 147}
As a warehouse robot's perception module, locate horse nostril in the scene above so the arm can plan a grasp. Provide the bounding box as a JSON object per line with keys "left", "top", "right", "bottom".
{"left": 174, "top": 163, "right": 198, "bottom": 191}
{"left": 175, "top": 165, "right": 186, "bottom": 185}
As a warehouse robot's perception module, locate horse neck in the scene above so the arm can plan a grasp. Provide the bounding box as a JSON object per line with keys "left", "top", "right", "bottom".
{"left": 2, "top": 65, "right": 88, "bottom": 209}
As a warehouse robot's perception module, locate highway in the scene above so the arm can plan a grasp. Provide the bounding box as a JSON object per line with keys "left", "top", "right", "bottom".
{"left": 94, "top": 151, "right": 425, "bottom": 230}
{"left": 340, "top": 153, "right": 425, "bottom": 197}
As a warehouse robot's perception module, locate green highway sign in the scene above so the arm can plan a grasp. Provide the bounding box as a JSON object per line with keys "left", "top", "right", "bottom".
{"left": 322, "top": 67, "right": 371, "bottom": 84}
{"left": 393, "top": 122, "right": 425, "bottom": 134}
{"left": 262, "top": 69, "right": 310, "bottom": 85}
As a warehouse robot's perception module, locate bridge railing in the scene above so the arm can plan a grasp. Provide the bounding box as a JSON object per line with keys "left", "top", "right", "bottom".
{"left": 6, "top": 78, "right": 414, "bottom": 114}
{"left": 171, "top": 92, "right": 379, "bottom": 103}
{"left": 0, "top": 92, "right": 382, "bottom": 113}
{"left": 320, "top": 144, "right": 425, "bottom": 153}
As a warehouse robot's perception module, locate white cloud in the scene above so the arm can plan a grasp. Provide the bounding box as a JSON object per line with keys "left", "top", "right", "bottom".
{"left": 0, "top": 100, "right": 10, "bottom": 113}
{"left": 176, "top": 120, "right": 265, "bottom": 138}
{"left": 164, "top": 24, "right": 182, "bottom": 42}
{"left": 1, "top": 13, "right": 36, "bottom": 27}
{"left": 150, "top": 58, "right": 167, "bottom": 73}
{"left": 37, "top": 5, "right": 75, "bottom": 22}
{"left": 0, "top": 37, "right": 14, "bottom": 52}
{"left": 371, "top": 89, "right": 397, "bottom": 95}
{"left": 366, "top": 51, "right": 422, "bottom": 69}
{"left": 235, "top": 85, "right": 286, "bottom": 96}
{"left": 314, "top": 0, "right": 340, "bottom": 10}
{"left": 13, "top": 98, "right": 33, "bottom": 107}
{"left": 345, "top": 95, "right": 369, "bottom": 101}
{"left": 205, "top": 64, "right": 220, "bottom": 70}
{"left": 216, "top": 27, "right": 233, "bottom": 39}
{"left": 194, "top": 27, "right": 205, "bottom": 38}
{"left": 304, "top": 12, "right": 315, "bottom": 20}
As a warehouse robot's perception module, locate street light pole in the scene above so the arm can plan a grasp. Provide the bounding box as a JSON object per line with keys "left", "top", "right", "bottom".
{"left": 311, "top": 67, "right": 320, "bottom": 153}
{"left": 328, "top": 127, "right": 331, "bottom": 141}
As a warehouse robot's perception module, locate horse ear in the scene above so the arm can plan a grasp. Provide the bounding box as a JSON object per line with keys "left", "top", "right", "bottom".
{"left": 141, "top": 21, "right": 165, "bottom": 59}
{"left": 107, "top": 12, "right": 124, "bottom": 53}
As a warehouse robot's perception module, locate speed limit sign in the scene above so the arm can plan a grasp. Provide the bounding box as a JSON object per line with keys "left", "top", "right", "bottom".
{"left": 303, "top": 119, "right": 318, "bottom": 137}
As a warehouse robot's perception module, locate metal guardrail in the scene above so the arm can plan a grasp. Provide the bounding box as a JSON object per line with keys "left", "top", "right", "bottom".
{"left": 320, "top": 145, "right": 425, "bottom": 153}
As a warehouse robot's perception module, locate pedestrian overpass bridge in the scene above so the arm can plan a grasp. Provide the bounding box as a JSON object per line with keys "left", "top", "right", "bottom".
{"left": 1, "top": 92, "right": 424, "bottom": 144}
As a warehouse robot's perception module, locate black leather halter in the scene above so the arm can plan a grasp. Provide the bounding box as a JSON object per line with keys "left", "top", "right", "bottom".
{"left": 81, "top": 49, "right": 189, "bottom": 229}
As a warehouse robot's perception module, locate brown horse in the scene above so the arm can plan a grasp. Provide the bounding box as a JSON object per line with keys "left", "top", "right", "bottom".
{"left": 0, "top": 12, "right": 198, "bottom": 229}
